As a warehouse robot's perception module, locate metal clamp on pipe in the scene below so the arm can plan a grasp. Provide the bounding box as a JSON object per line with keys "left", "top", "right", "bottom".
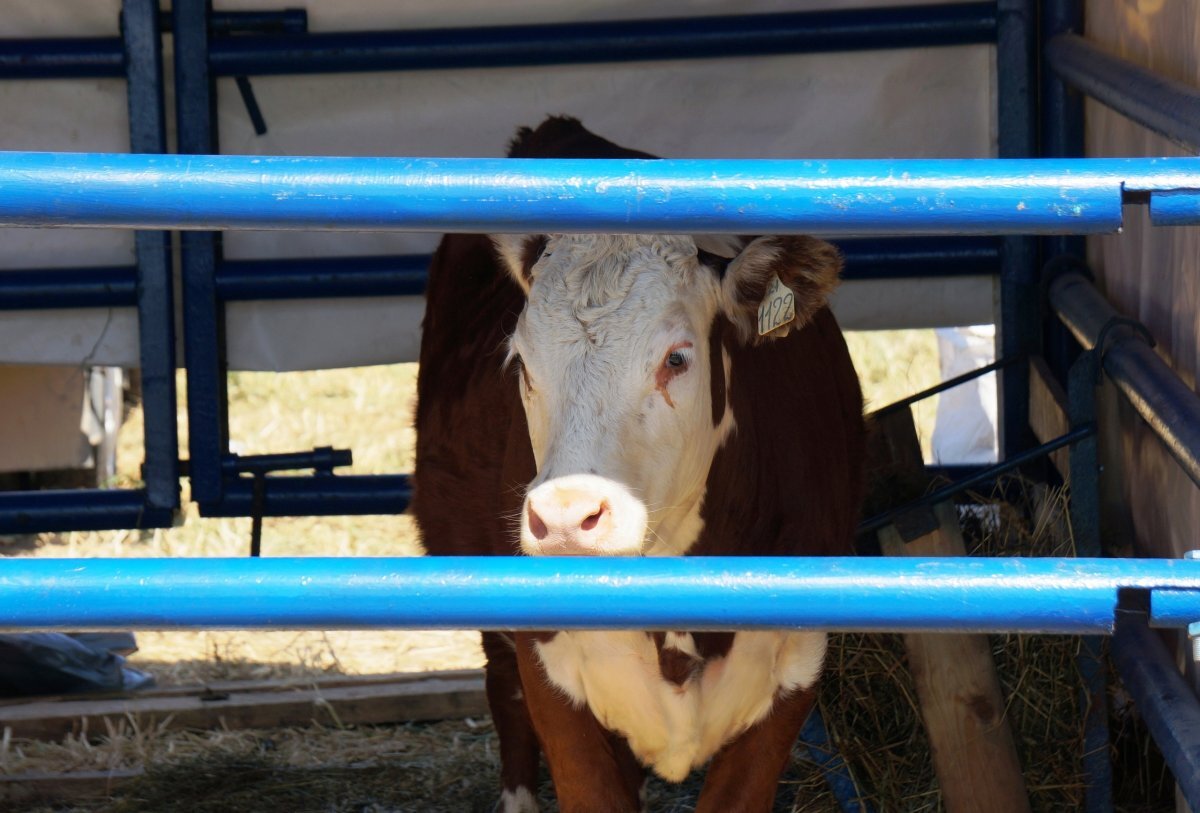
{"left": 222, "top": 447, "right": 353, "bottom": 477}
{"left": 1048, "top": 266, "right": 1200, "bottom": 489}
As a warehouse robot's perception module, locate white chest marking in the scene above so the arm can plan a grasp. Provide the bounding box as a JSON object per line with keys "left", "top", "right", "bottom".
{"left": 535, "top": 630, "right": 826, "bottom": 782}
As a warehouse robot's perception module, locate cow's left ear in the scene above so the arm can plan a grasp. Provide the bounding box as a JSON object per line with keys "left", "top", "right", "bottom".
{"left": 492, "top": 233, "right": 549, "bottom": 294}
{"left": 718, "top": 235, "right": 842, "bottom": 343}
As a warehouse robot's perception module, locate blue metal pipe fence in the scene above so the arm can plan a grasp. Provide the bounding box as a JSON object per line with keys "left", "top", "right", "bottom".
{"left": 1, "top": 556, "right": 1197, "bottom": 633}
{"left": 1, "top": 153, "right": 1199, "bottom": 234}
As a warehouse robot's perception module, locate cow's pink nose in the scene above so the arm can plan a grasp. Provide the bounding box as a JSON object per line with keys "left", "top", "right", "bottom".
{"left": 526, "top": 489, "right": 610, "bottom": 545}
{"left": 521, "top": 474, "right": 648, "bottom": 556}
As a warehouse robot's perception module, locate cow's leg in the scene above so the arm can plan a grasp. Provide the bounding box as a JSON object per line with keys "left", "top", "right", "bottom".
{"left": 695, "top": 686, "right": 817, "bottom": 813}
{"left": 482, "top": 632, "right": 542, "bottom": 812}
{"left": 515, "top": 632, "right": 644, "bottom": 813}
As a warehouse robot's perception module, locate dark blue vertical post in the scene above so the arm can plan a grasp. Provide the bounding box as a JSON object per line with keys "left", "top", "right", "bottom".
{"left": 1041, "top": 0, "right": 1086, "bottom": 383}
{"left": 1067, "top": 353, "right": 1114, "bottom": 813}
{"left": 996, "top": 0, "right": 1038, "bottom": 460}
{"left": 122, "top": 0, "right": 179, "bottom": 516}
{"left": 173, "top": 0, "right": 229, "bottom": 507}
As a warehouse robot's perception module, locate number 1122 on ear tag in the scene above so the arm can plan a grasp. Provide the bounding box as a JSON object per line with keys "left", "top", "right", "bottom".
{"left": 758, "top": 274, "right": 796, "bottom": 337}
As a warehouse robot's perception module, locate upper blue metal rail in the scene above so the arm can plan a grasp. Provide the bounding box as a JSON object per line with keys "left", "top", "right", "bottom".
{"left": 1, "top": 556, "right": 1197, "bottom": 634}
{"left": 0, "top": 153, "right": 1199, "bottom": 235}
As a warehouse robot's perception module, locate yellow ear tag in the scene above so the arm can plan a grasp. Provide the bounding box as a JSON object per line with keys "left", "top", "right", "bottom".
{"left": 757, "top": 274, "right": 796, "bottom": 336}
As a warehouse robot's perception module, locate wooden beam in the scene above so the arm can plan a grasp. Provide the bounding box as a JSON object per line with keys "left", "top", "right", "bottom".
{"left": 0, "top": 769, "right": 142, "bottom": 806}
{"left": 879, "top": 507, "right": 1032, "bottom": 813}
{"left": 0, "top": 669, "right": 486, "bottom": 742}
{"left": 872, "top": 405, "right": 1030, "bottom": 813}
{"left": 1029, "top": 355, "right": 1070, "bottom": 478}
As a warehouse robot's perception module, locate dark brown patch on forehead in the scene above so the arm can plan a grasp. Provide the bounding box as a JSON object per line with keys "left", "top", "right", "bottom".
{"left": 709, "top": 317, "right": 728, "bottom": 426}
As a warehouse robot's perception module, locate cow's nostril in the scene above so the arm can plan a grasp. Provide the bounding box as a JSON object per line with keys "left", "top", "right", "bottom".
{"left": 528, "top": 504, "right": 549, "bottom": 540}
{"left": 580, "top": 502, "right": 607, "bottom": 532}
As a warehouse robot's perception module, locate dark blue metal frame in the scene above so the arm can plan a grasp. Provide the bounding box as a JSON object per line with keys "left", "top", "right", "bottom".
{"left": 154, "top": 0, "right": 1014, "bottom": 521}
{"left": 0, "top": 0, "right": 177, "bottom": 535}
{"left": 2, "top": 237, "right": 1002, "bottom": 308}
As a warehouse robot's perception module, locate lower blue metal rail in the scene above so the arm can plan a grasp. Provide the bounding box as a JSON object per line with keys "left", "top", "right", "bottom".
{"left": 0, "top": 556, "right": 1196, "bottom": 632}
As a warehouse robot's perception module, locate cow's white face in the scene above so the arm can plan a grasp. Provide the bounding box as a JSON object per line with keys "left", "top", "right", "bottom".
{"left": 494, "top": 232, "right": 841, "bottom": 557}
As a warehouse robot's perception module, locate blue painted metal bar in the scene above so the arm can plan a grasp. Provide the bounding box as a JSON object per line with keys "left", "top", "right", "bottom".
{"left": 1066, "top": 351, "right": 1114, "bottom": 813}
{"left": 221, "top": 448, "right": 352, "bottom": 476}
{"left": 0, "top": 4, "right": 992, "bottom": 83}
{"left": 800, "top": 709, "right": 875, "bottom": 813}
{"left": 0, "top": 38, "right": 125, "bottom": 79}
{"left": 2, "top": 154, "right": 1200, "bottom": 235}
{"left": 996, "top": 0, "right": 1038, "bottom": 461}
{"left": 1149, "top": 190, "right": 1200, "bottom": 226}
{"left": 1049, "top": 270, "right": 1200, "bottom": 490}
{"left": 1047, "top": 33, "right": 1200, "bottom": 155}
{"left": 837, "top": 236, "right": 1000, "bottom": 279}
{"left": 857, "top": 424, "right": 1094, "bottom": 536}
{"left": 1111, "top": 618, "right": 1200, "bottom": 810}
{"left": 201, "top": 474, "right": 411, "bottom": 517}
{"left": 1147, "top": 589, "right": 1200, "bottom": 628}
{"left": 123, "top": 0, "right": 180, "bottom": 517}
{"left": 206, "top": 3, "right": 996, "bottom": 78}
{"left": 0, "top": 490, "right": 173, "bottom": 535}
{"left": 0, "top": 237, "right": 1000, "bottom": 308}
{"left": 216, "top": 254, "right": 429, "bottom": 301}
{"left": 173, "top": 0, "right": 229, "bottom": 509}
{"left": 0, "top": 265, "right": 136, "bottom": 309}
{"left": 0, "top": 557, "right": 1197, "bottom": 632}
{"left": 1040, "top": 3, "right": 1087, "bottom": 397}
{"left": 0, "top": 13, "right": 308, "bottom": 80}
{"left": 187, "top": 10, "right": 308, "bottom": 36}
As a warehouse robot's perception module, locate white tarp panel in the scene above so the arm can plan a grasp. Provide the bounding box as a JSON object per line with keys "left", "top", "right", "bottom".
{"left": 0, "top": 0, "right": 994, "bottom": 370}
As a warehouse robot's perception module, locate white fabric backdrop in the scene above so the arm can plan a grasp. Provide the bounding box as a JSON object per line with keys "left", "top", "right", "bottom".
{"left": 0, "top": 0, "right": 994, "bottom": 370}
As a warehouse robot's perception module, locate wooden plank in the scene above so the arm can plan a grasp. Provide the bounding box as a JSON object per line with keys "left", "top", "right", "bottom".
{"left": 879, "top": 503, "right": 1032, "bottom": 813}
{"left": 1029, "top": 355, "right": 1070, "bottom": 478}
{"left": 0, "top": 670, "right": 487, "bottom": 741}
{"left": 0, "top": 668, "right": 484, "bottom": 707}
{"left": 862, "top": 406, "right": 931, "bottom": 519}
{"left": 0, "top": 769, "right": 142, "bottom": 805}
{"left": 871, "top": 404, "right": 1031, "bottom": 813}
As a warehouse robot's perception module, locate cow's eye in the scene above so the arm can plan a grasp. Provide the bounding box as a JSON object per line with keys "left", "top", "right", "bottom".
{"left": 512, "top": 354, "right": 534, "bottom": 393}
{"left": 666, "top": 351, "right": 686, "bottom": 369}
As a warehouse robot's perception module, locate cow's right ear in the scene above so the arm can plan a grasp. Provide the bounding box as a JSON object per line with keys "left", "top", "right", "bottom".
{"left": 718, "top": 235, "right": 842, "bottom": 344}
{"left": 492, "top": 234, "right": 549, "bottom": 293}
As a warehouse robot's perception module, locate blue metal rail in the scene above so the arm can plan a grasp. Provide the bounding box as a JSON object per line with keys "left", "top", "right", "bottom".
{"left": 0, "top": 154, "right": 1199, "bottom": 234}
{"left": 0, "top": 556, "right": 1196, "bottom": 633}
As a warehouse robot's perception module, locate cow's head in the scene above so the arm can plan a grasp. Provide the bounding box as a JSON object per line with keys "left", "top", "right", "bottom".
{"left": 494, "top": 232, "right": 841, "bottom": 556}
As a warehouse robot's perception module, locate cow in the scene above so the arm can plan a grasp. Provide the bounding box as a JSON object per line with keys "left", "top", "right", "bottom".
{"left": 413, "top": 116, "right": 865, "bottom": 813}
